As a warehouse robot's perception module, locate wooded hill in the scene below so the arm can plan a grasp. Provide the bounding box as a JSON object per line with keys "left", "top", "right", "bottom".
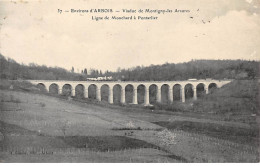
{"left": 0, "top": 53, "right": 259, "bottom": 81}
{"left": 112, "top": 60, "right": 259, "bottom": 81}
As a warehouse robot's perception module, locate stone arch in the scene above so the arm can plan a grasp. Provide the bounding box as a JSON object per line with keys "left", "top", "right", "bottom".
{"left": 49, "top": 83, "right": 59, "bottom": 94}
{"left": 173, "top": 84, "right": 181, "bottom": 101}
{"left": 36, "top": 83, "right": 47, "bottom": 92}
{"left": 149, "top": 84, "right": 157, "bottom": 104}
{"left": 137, "top": 84, "right": 146, "bottom": 104}
{"left": 125, "top": 84, "right": 134, "bottom": 104}
{"left": 101, "top": 84, "right": 109, "bottom": 102}
{"left": 88, "top": 84, "right": 97, "bottom": 99}
{"left": 161, "top": 84, "right": 170, "bottom": 104}
{"left": 113, "top": 84, "right": 122, "bottom": 104}
{"left": 62, "top": 84, "right": 72, "bottom": 96}
{"left": 208, "top": 83, "right": 217, "bottom": 93}
{"left": 75, "top": 84, "right": 85, "bottom": 99}
{"left": 184, "top": 83, "right": 194, "bottom": 100}
{"left": 196, "top": 83, "right": 205, "bottom": 98}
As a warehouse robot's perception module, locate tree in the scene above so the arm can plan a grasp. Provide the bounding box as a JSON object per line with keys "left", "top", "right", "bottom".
{"left": 84, "top": 68, "right": 88, "bottom": 75}
{"left": 90, "top": 68, "right": 95, "bottom": 76}
{"left": 117, "top": 67, "right": 121, "bottom": 72}
{"left": 71, "top": 67, "right": 74, "bottom": 73}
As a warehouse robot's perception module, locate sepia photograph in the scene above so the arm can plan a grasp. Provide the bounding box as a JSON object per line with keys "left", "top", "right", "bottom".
{"left": 0, "top": 0, "right": 259, "bottom": 163}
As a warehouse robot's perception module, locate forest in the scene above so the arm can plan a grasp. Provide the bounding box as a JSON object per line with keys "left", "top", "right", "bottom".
{"left": 0, "top": 53, "right": 259, "bottom": 81}
{"left": 111, "top": 60, "right": 259, "bottom": 81}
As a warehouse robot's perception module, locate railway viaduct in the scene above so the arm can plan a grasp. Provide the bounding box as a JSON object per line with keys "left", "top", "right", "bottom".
{"left": 28, "top": 79, "right": 232, "bottom": 105}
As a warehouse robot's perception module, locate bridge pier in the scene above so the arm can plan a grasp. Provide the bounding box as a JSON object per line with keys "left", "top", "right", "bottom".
{"left": 168, "top": 87, "right": 173, "bottom": 103}
{"left": 121, "top": 88, "right": 125, "bottom": 104}
{"left": 84, "top": 88, "right": 88, "bottom": 98}
{"left": 58, "top": 88, "right": 62, "bottom": 95}
{"left": 144, "top": 86, "right": 149, "bottom": 105}
{"left": 192, "top": 87, "right": 197, "bottom": 100}
{"left": 71, "top": 88, "right": 75, "bottom": 97}
{"left": 157, "top": 88, "right": 161, "bottom": 103}
{"left": 205, "top": 87, "right": 209, "bottom": 94}
{"left": 96, "top": 88, "right": 101, "bottom": 101}
{"left": 44, "top": 85, "right": 50, "bottom": 93}
{"left": 132, "top": 88, "right": 138, "bottom": 104}
{"left": 181, "top": 87, "right": 185, "bottom": 103}
{"left": 108, "top": 87, "right": 113, "bottom": 104}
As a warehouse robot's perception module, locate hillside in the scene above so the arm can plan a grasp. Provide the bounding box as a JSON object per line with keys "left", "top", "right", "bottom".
{"left": 112, "top": 60, "right": 259, "bottom": 81}
{"left": 0, "top": 54, "right": 84, "bottom": 80}
{"left": 1, "top": 53, "right": 259, "bottom": 81}
{"left": 192, "top": 80, "right": 259, "bottom": 124}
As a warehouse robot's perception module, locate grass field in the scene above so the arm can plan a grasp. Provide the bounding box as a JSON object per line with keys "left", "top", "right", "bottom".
{"left": 0, "top": 79, "right": 259, "bottom": 162}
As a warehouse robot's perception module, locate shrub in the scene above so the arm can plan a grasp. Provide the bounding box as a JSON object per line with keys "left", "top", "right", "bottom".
{"left": 39, "top": 102, "right": 46, "bottom": 107}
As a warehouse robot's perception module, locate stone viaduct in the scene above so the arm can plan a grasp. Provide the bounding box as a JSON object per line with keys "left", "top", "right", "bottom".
{"left": 28, "top": 79, "right": 232, "bottom": 105}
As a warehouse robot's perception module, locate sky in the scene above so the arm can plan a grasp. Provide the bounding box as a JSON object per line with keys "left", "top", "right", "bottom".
{"left": 0, "top": 0, "right": 259, "bottom": 72}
